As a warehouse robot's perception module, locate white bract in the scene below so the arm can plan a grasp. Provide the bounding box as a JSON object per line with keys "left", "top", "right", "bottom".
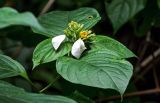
{"left": 52, "top": 35, "right": 86, "bottom": 59}
{"left": 71, "top": 39, "right": 86, "bottom": 59}
{"left": 52, "top": 35, "right": 66, "bottom": 50}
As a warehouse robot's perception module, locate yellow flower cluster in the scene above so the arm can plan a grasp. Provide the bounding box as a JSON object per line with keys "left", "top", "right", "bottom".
{"left": 64, "top": 21, "right": 95, "bottom": 41}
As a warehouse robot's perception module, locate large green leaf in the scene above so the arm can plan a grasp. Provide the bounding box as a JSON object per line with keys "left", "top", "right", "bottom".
{"left": 56, "top": 50, "right": 133, "bottom": 95}
{"left": 0, "top": 54, "right": 28, "bottom": 80}
{"left": 0, "top": 7, "right": 45, "bottom": 32}
{"left": 106, "top": 0, "right": 145, "bottom": 33}
{"left": 91, "top": 35, "right": 136, "bottom": 58}
{"left": 32, "top": 39, "right": 72, "bottom": 68}
{"left": 0, "top": 80, "right": 77, "bottom": 103}
{"left": 33, "top": 7, "right": 101, "bottom": 37}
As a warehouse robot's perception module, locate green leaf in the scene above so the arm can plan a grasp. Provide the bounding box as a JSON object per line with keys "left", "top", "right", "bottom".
{"left": 91, "top": 35, "right": 136, "bottom": 58}
{"left": 106, "top": 0, "right": 145, "bottom": 33}
{"left": 33, "top": 7, "right": 101, "bottom": 37}
{"left": 0, "top": 54, "right": 29, "bottom": 80}
{"left": 56, "top": 50, "right": 133, "bottom": 95}
{"left": 70, "top": 91, "right": 95, "bottom": 103}
{"left": 0, "top": 80, "right": 77, "bottom": 103}
{"left": 158, "top": 0, "right": 160, "bottom": 8}
{"left": 0, "top": 7, "right": 45, "bottom": 32}
{"left": 32, "top": 39, "right": 72, "bottom": 68}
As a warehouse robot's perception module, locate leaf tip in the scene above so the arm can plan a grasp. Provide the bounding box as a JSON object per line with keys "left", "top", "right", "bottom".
{"left": 32, "top": 63, "right": 38, "bottom": 70}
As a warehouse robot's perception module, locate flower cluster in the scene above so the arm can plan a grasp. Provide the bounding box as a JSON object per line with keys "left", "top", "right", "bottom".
{"left": 52, "top": 21, "right": 95, "bottom": 59}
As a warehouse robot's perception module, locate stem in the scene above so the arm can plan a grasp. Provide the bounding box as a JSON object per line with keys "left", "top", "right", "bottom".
{"left": 24, "top": 76, "right": 39, "bottom": 91}
{"left": 39, "top": 75, "right": 61, "bottom": 93}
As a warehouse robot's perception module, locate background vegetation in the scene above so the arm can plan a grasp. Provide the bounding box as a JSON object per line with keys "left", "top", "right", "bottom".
{"left": 0, "top": 0, "right": 160, "bottom": 103}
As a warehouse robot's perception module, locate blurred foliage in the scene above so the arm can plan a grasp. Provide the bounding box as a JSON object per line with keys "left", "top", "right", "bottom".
{"left": 0, "top": 0, "right": 160, "bottom": 103}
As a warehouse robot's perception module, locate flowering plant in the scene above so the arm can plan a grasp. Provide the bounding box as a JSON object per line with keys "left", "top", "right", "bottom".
{"left": 0, "top": 7, "right": 136, "bottom": 102}
{"left": 52, "top": 21, "right": 95, "bottom": 59}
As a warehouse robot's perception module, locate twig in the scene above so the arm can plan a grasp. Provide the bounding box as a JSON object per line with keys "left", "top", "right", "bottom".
{"left": 39, "top": 0, "right": 55, "bottom": 15}
{"left": 149, "top": 40, "right": 160, "bottom": 47}
{"left": 134, "top": 55, "right": 160, "bottom": 82}
{"left": 12, "top": 46, "right": 23, "bottom": 58}
{"left": 95, "top": 88, "right": 160, "bottom": 102}
{"left": 97, "top": 66, "right": 160, "bottom": 102}
{"left": 153, "top": 68, "right": 159, "bottom": 88}
{"left": 139, "top": 32, "right": 151, "bottom": 61}
{"left": 39, "top": 75, "right": 60, "bottom": 93}
{"left": 140, "top": 48, "right": 160, "bottom": 68}
{"left": 135, "top": 32, "right": 150, "bottom": 73}
{"left": 4, "top": 0, "right": 14, "bottom": 7}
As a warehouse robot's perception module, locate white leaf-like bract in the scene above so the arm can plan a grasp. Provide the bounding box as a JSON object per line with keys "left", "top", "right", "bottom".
{"left": 52, "top": 35, "right": 66, "bottom": 50}
{"left": 71, "top": 39, "right": 86, "bottom": 59}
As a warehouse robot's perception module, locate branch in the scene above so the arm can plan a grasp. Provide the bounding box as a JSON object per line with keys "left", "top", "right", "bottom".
{"left": 12, "top": 46, "right": 23, "bottom": 58}
{"left": 153, "top": 68, "right": 160, "bottom": 88}
{"left": 135, "top": 32, "right": 150, "bottom": 73}
{"left": 39, "top": 0, "right": 55, "bottom": 15}
{"left": 96, "top": 88, "right": 160, "bottom": 102}
{"left": 140, "top": 48, "right": 160, "bottom": 68}
{"left": 134, "top": 55, "right": 160, "bottom": 82}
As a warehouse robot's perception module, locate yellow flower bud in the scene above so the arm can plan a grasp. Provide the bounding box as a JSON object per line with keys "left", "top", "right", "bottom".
{"left": 80, "top": 31, "right": 89, "bottom": 40}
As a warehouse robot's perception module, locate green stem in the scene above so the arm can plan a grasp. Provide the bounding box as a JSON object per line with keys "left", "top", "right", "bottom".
{"left": 39, "top": 75, "right": 61, "bottom": 93}
{"left": 26, "top": 76, "right": 40, "bottom": 91}
{"left": 22, "top": 73, "right": 39, "bottom": 91}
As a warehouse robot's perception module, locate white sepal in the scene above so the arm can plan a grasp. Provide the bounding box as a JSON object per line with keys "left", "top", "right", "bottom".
{"left": 71, "top": 38, "right": 86, "bottom": 59}
{"left": 52, "top": 35, "right": 66, "bottom": 50}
